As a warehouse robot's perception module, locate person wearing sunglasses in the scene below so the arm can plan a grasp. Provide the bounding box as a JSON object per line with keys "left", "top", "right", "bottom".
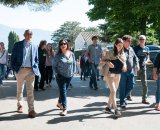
{"left": 134, "top": 35, "right": 150, "bottom": 104}
{"left": 53, "top": 39, "right": 76, "bottom": 116}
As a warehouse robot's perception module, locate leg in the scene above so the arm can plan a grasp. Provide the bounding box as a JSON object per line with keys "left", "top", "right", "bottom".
{"left": 34, "top": 75, "right": 39, "bottom": 90}
{"left": 25, "top": 69, "right": 35, "bottom": 112}
{"left": 119, "top": 73, "right": 127, "bottom": 106}
{"left": 105, "top": 76, "right": 114, "bottom": 108}
{"left": 45, "top": 66, "right": 49, "bottom": 84}
{"left": 39, "top": 66, "right": 46, "bottom": 89}
{"left": 139, "top": 69, "right": 148, "bottom": 101}
{"left": 15, "top": 69, "right": 25, "bottom": 108}
{"left": 49, "top": 66, "right": 53, "bottom": 84}
{"left": 156, "top": 79, "right": 160, "bottom": 104}
{"left": 56, "top": 75, "right": 67, "bottom": 109}
{"left": 106, "top": 75, "right": 120, "bottom": 110}
{"left": 90, "top": 64, "right": 98, "bottom": 89}
{"left": 126, "top": 72, "right": 135, "bottom": 98}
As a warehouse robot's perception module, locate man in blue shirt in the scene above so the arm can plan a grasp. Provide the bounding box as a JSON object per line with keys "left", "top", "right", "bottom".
{"left": 87, "top": 36, "right": 102, "bottom": 90}
{"left": 134, "top": 35, "right": 150, "bottom": 104}
{"left": 11, "top": 30, "right": 39, "bottom": 118}
{"left": 119, "top": 35, "right": 139, "bottom": 109}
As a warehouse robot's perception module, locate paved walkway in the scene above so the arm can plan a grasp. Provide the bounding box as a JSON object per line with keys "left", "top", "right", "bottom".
{"left": 0, "top": 76, "right": 160, "bottom": 130}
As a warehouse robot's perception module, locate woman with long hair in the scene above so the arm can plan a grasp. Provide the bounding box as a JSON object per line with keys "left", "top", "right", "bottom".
{"left": 102, "top": 38, "right": 126, "bottom": 118}
{"left": 45, "top": 43, "right": 54, "bottom": 87}
{"left": 53, "top": 39, "right": 76, "bottom": 116}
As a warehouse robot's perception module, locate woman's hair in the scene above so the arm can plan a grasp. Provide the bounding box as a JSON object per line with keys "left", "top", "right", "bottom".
{"left": 57, "top": 39, "right": 69, "bottom": 54}
{"left": 39, "top": 40, "right": 47, "bottom": 48}
{"left": 113, "top": 38, "right": 124, "bottom": 56}
{"left": 46, "top": 43, "right": 54, "bottom": 57}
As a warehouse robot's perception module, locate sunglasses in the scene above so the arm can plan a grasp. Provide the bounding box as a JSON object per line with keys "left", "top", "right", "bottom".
{"left": 26, "top": 33, "right": 32, "bottom": 36}
{"left": 139, "top": 39, "right": 145, "bottom": 40}
{"left": 60, "top": 43, "right": 67, "bottom": 46}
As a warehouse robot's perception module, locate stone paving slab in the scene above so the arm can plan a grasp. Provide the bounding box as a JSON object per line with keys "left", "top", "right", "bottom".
{"left": 0, "top": 77, "right": 159, "bottom": 130}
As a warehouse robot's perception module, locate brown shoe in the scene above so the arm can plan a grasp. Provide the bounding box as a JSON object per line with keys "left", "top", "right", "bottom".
{"left": 28, "top": 110, "right": 37, "bottom": 118}
{"left": 17, "top": 106, "right": 23, "bottom": 113}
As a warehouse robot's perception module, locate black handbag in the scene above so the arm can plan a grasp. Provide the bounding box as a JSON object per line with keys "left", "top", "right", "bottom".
{"left": 109, "top": 59, "right": 123, "bottom": 74}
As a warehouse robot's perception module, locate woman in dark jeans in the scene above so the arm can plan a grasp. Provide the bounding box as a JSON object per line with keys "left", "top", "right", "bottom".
{"left": 34, "top": 40, "right": 47, "bottom": 91}
{"left": 53, "top": 39, "right": 76, "bottom": 116}
{"left": 45, "top": 43, "right": 54, "bottom": 87}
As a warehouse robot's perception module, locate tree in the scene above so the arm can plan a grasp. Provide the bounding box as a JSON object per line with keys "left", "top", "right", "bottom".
{"left": 84, "top": 27, "right": 99, "bottom": 33}
{"left": 0, "top": 0, "right": 63, "bottom": 11}
{"left": 51, "top": 21, "right": 85, "bottom": 50}
{"left": 8, "top": 31, "right": 19, "bottom": 53}
{"left": 87, "top": 0, "right": 160, "bottom": 42}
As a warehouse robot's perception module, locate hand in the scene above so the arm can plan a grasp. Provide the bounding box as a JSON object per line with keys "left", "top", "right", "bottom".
{"left": 153, "top": 73, "right": 158, "bottom": 80}
{"left": 107, "top": 61, "right": 114, "bottom": 68}
{"left": 122, "top": 66, "right": 127, "bottom": 72}
{"left": 142, "top": 61, "right": 147, "bottom": 66}
{"left": 101, "top": 56, "right": 108, "bottom": 61}
{"left": 135, "top": 65, "right": 140, "bottom": 71}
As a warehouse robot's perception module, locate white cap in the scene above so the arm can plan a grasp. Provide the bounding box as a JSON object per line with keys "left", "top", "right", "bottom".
{"left": 139, "top": 35, "right": 146, "bottom": 40}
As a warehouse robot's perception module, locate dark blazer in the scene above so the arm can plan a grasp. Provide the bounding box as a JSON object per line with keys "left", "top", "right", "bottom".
{"left": 11, "top": 40, "right": 40, "bottom": 76}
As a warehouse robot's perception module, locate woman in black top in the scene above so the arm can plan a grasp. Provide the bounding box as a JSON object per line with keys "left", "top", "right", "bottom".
{"left": 102, "top": 38, "right": 126, "bottom": 117}
{"left": 34, "top": 40, "right": 47, "bottom": 91}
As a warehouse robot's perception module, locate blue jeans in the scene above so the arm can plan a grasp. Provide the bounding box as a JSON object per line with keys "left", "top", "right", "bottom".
{"left": 90, "top": 63, "right": 98, "bottom": 87}
{"left": 56, "top": 74, "right": 72, "bottom": 109}
{"left": 156, "top": 79, "right": 160, "bottom": 104}
{"left": 119, "top": 70, "right": 135, "bottom": 106}
{"left": 0, "top": 64, "right": 6, "bottom": 84}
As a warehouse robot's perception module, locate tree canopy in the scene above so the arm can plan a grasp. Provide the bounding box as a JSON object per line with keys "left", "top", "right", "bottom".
{"left": 51, "top": 21, "right": 99, "bottom": 50}
{"left": 0, "top": 0, "right": 63, "bottom": 11}
{"left": 87, "top": 0, "right": 160, "bottom": 43}
{"left": 8, "top": 31, "right": 19, "bottom": 53}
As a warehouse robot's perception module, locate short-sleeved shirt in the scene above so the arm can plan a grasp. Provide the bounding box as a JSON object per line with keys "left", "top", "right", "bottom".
{"left": 87, "top": 44, "right": 102, "bottom": 65}
{"left": 134, "top": 45, "right": 149, "bottom": 69}
{"left": 154, "top": 52, "right": 160, "bottom": 73}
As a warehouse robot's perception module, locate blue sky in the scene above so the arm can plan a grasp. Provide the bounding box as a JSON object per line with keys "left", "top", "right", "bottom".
{"left": 0, "top": 0, "right": 104, "bottom": 31}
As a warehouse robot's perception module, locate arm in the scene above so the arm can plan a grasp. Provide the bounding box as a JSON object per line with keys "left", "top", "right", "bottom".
{"left": 133, "top": 48, "right": 140, "bottom": 71}
{"left": 72, "top": 54, "right": 77, "bottom": 74}
{"left": 143, "top": 47, "right": 150, "bottom": 66}
{"left": 153, "top": 53, "right": 160, "bottom": 80}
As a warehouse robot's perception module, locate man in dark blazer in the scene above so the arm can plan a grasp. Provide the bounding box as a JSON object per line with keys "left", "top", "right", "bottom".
{"left": 11, "top": 29, "right": 39, "bottom": 118}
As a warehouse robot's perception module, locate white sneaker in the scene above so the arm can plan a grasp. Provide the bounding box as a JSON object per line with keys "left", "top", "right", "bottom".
{"left": 60, "top": 109, "right": 67, "bottom": 116}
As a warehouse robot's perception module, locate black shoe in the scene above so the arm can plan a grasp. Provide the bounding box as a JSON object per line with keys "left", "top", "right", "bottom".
{"left": 114, "top": 109, "right": 121, "bottom": 117}
{"left": 39, "top": 88, "right": 45, "bottom": 91}
{"left": 94, "top": 86, "right": 98, "bottom": 90}
{"left": 97, "top": 78, "right": 100, "bottom": 81}
{"left": 89, "top": 83, "right": 93, "bottom": 89}
{"left": 80, "top": 77, "right": 82, "bottom": 80}
{"left": 142, "top": 100, "right": 150, "bottom": 104}
{"left": 105, "top": 107, "right": 113, "bottom": 114}
{"left": 34, "top": 88, "right": 38, "bottom": 91}
{"left": 120, "top": 105, "right": 126, "bottom": 110}
{"left": 83, "top": 78, "right": 86, "bottom": 81}
{"left": 127, "top": 95, "right": 132, "bottom": 101}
